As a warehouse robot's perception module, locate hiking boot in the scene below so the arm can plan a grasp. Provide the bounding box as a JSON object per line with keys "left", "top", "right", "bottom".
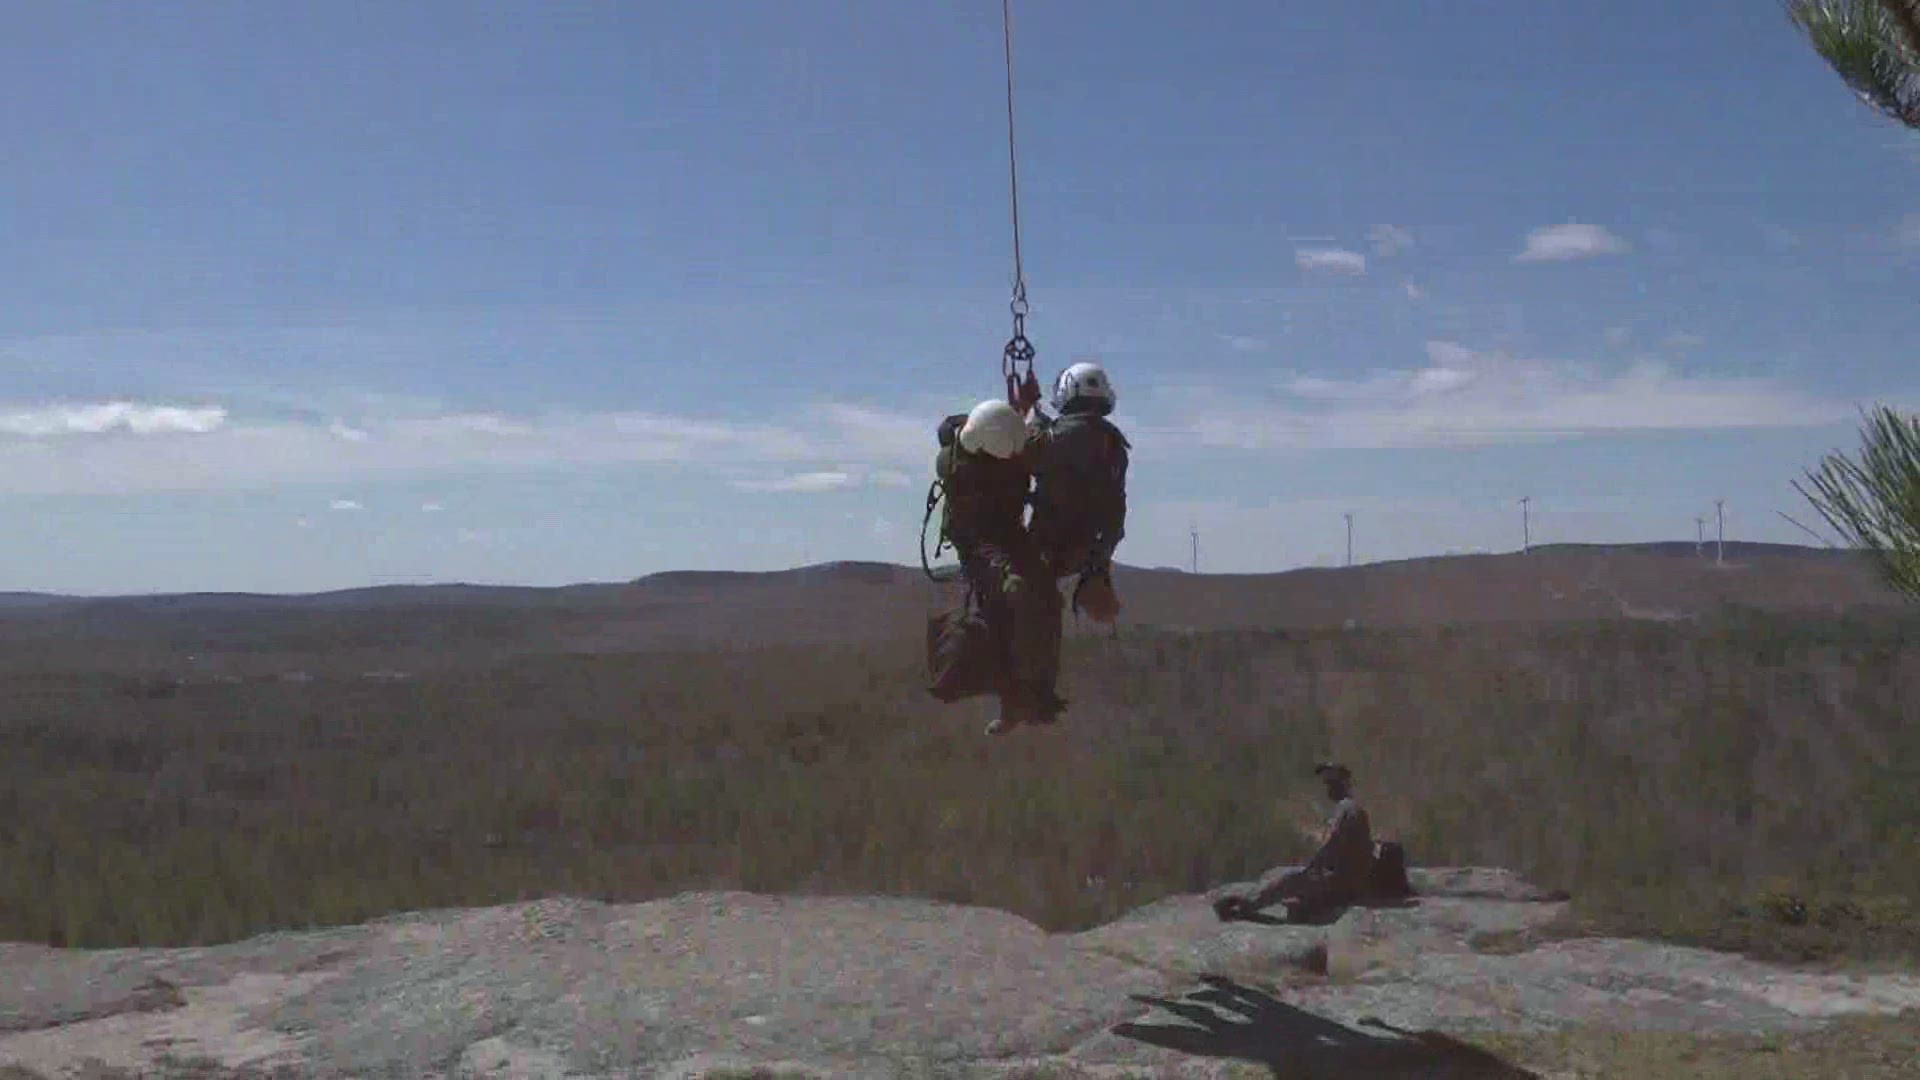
{"left": 1027, "top": 690, "right": 1068, "bottom": 726}
{"left": 1076, "top": 574, "right": 1121, "bottom": 623}
{"left": 987, "top": 695, "right": 1034, "bottom": 735}
{"left": 1212, "top": 895, "right": 1249, "bottom": 922}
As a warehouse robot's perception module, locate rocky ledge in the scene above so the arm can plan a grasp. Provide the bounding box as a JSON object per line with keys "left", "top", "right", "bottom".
{"left": 2, "top": 867, "right": 1916, "bottom": 1078}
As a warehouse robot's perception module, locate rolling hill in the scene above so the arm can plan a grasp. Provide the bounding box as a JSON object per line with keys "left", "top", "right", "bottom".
{"left": 0, "top": 543, "right": 1905, "bottom": 678}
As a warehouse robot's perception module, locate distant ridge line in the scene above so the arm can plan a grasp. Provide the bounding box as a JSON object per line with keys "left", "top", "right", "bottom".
{"left": 0, "top": 541, "right": 1866, "bottom": 609}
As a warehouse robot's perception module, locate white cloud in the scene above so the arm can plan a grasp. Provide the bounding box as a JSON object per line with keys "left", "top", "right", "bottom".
{"left": 730, "top": 463, "right": 920, "bottom": 495}
{"left": 1174, "top": 341, "right": 1855, "bottom": 451}
{"left": 1282, "top": 351, "right": 1478, "bottom": 406}
{"left": 1368, "top": 224, "right": 1414, "bottom": 258}
{"left": 1295, "top": 247, "right": 1368, "bottom": 276}
{"left": 0, "top": 398, "right": 935, "bottom": 496}
{"left": 0, "top": 401, "right": 226, "bottom": 437}
{"left": 1219, "top": 334, "right": 1268, "bottom": 353}
{"left": 1404, "top": 282, "right": 1425, "bottom": 301}
{"left": 1408, "top": 366, "right": 1476, "bottom": 395}
{"left": 816, "top": 403, "right": 928, "bottom": 462}
{"left": 732, "top": 471, "right": 856, "bottom": 494}
{"left": 401, "top": 413, "right": 538, "bottom": 439}
{"left": 1514, "top": 223, "right": 1631, "bottom": 263}
{"left": 1604, "top": 326, "right": 1633, "bottom": 347}
{"left": 1284, "top": 374, "right": 1393, "bottom": 402}
{"left": 328, "top": 420, "right": 370, "bottom": 442}
{"left": 329, "top": 499, "right": 364, "bottom": 512}
{"left": 1424, "top": 341, "right": 1477, "bottom": 367}
{"left": 420, "top": 501, "right": 444, "bottom": 513}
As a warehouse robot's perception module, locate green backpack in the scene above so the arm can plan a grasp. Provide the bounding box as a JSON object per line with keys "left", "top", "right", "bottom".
{"left": 920, "top": 414, "right": 971, "bottom": 582}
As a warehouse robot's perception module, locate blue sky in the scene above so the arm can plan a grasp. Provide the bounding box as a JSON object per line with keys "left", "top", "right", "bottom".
{"left": 2, "top": 0, "right": 1916, "bottom": 594}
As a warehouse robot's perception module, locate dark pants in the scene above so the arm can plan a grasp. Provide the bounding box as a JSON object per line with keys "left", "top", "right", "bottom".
{"left": 1034, "top": 531, "right": 1099, "bottom": 580}
{"left": 1222, "top": 868, "right": 1361, "bottom": 922}
{"left": 962, "top": 537, "right": 1063, "bottom": 712}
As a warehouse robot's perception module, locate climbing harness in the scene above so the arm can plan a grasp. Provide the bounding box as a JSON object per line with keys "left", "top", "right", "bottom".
{"left": 920, "top": 477, "right": 961, "bottom": 583}
{"left": 999, "top": 0, "right": 1042, "bottom": 417}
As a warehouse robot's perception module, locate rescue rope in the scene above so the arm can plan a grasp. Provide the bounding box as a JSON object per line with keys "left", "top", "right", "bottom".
{"left": 1000, "top": 0, "right": 1041, "bottom": 415}
{"left": 924, "top": 1, "right": 1039, "bottom": 586}
{"left": 1002, "top": 0, "right": 1025, "bottom": 308}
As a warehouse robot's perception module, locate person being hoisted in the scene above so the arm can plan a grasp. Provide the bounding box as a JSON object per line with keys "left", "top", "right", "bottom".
{"left": 1027, "top": 361, "right": 1131, "bottom": 624}
{"left": 933, "top": 399, "right": 1067, "bottom": 735}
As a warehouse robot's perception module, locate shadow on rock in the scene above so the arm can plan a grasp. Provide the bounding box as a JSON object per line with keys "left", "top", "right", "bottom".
{"left": 1113, "top": 974, "right": 1536, "bottom": 1078}
{"left": 1215, "top": 895, "right": 1422, "bottom": 927}
{"left": 1295, "top": 895, "right": 1424, "bottom": 926}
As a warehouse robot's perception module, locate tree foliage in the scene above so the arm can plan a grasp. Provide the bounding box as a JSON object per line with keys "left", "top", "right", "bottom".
{"left": 1784, "top": 0, "right": 1920, "bottom": 129}
{"left": 1798, "top": 405, "right": 1920, "bottom": 600}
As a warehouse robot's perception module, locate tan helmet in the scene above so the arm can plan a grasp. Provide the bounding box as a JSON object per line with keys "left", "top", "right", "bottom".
{"left": 957, "top": 399, "right": 1027, "bottom": 459}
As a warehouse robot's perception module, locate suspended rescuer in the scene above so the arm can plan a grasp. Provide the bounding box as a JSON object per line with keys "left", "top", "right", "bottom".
{"left": 1026, "top": 361, "right": 1130, "bottom": 624}
{"left": 931, "top": 399, "right": 1066, "bottom": 735}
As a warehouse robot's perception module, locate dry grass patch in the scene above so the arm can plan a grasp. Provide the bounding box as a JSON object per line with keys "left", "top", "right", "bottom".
{"left": 0, "top": 612, "right": 1914, "bottom": 956}
{"left": 1469, "top": 1011, "right": 1920, "bottom": 1079}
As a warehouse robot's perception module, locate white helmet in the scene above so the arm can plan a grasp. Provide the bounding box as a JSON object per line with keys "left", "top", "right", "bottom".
{"left": 957, "top": 399, "right": 1027, "bottom": 459}
{"left": 1052, "top": 361, "right": 1116, "bottom": 413}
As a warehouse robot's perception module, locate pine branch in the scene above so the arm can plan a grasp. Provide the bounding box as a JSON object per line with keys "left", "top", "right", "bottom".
{"left": 1877, "top": 0, "right": 1920, "bottom": 61}
{"left": 1786, "top": 0, "right": 1920, "bottom": 129}
{"left": 1795, "top": 405, "right": 1920, "bottom": 600}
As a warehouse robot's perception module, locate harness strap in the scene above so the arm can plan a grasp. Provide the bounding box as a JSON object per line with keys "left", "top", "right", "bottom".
{"left": 920, "top": 479, "right": 954, "bottom": 582}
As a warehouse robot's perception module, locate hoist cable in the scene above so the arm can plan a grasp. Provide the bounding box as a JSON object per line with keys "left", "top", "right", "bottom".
{"left": 1002, "top": 0, "right": 1026, "bottom": 315}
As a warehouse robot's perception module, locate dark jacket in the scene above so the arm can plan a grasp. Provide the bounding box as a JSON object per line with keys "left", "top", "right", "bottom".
{"left": 1305, "top": 797, "right": 1374, "bottom": 888}
{"left": 1027, "top": 406, "right": 1129, "bottom": 576}
{"left": 935, "top": 414, "right": 1032, "bottom": 553}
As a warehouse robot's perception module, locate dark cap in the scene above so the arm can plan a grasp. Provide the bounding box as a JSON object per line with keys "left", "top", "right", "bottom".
{"left": 1314, "top": 762, "right": 1352, "bottom": 781}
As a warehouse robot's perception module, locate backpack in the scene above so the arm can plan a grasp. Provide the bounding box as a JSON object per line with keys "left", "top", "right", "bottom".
{"left": 925, "top": 591, "right": 1000, "bottom": 703}
{"left": 1367, "top": 840, "right": 1413, "bottom": 898}
{"left": 923, "top": 413, "right": 1020, "bottom": 699}
{"left": 920, "top": 415, "right": 969, "bottom": 583}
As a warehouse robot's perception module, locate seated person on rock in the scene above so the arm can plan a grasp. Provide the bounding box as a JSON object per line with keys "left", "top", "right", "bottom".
{"left": 1214, "top": 762, "right": 1375, "bottom": 922}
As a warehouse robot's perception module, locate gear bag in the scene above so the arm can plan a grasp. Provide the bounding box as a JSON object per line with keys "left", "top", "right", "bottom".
{"left": 926, "top": 589, "right": 1000, "bottom": 703}
{"left": 1367, "top": 840, "right": 1413, "bottom": 898}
